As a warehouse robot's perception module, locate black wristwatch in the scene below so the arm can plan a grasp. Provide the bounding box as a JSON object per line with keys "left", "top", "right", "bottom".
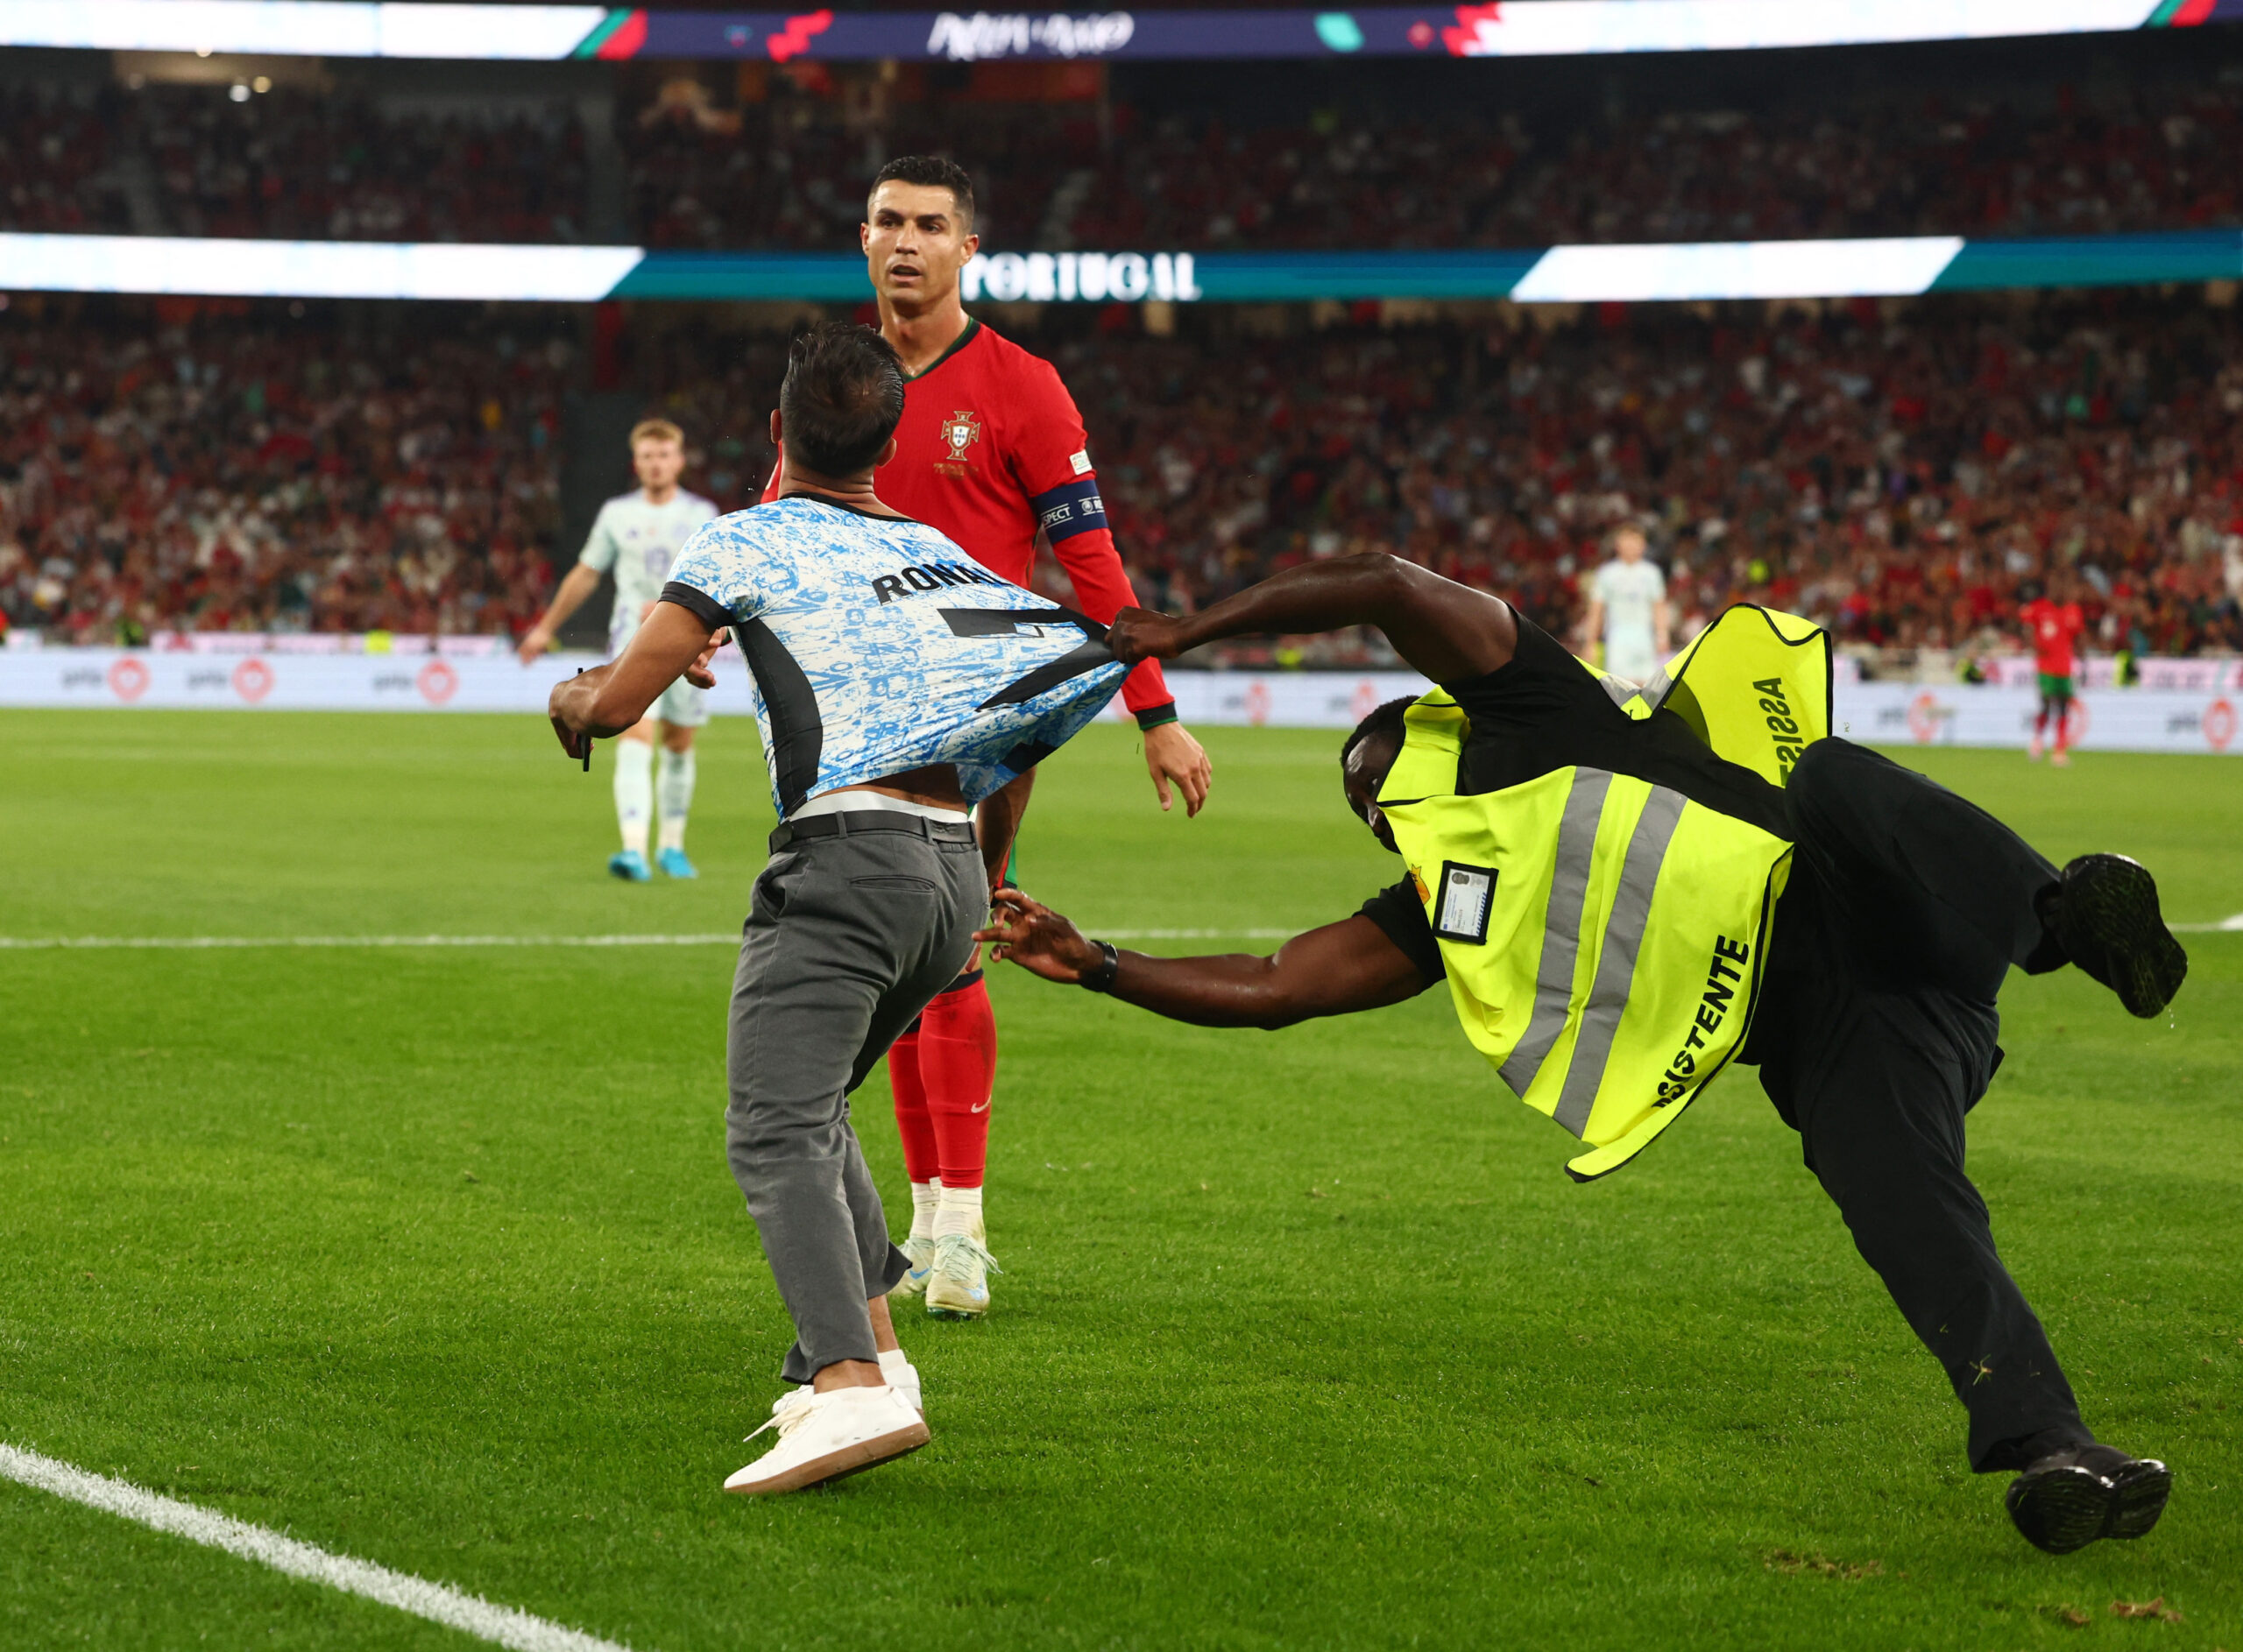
{"left": 1079, "top": 940, "right": 1121, "bottom": 993}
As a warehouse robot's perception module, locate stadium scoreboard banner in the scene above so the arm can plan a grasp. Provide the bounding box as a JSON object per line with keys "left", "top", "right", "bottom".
{"left": 5, "top": 648, "right": 2239, "bottom": 755}
{"left": 1, "top": 0, "right": 2236, "bottom": 61}
{"left": 3, "top": 230, "right": 2240, "bottom": 306}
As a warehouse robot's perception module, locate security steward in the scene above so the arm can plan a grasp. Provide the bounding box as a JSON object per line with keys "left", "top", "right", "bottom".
{"left": 978, "top": 552, "right": 2190, "bottom": 1556}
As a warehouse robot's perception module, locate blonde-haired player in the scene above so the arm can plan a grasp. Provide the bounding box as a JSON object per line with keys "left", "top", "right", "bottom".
{"left": 1582, "top": 523, "right": 1672, "bottom": 685}
{"left": 520, "top": 419, "right": 719, "bottom": 879}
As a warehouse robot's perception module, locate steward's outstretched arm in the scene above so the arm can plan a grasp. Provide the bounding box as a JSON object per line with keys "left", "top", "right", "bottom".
{"left": 977, "top": 889, "right": 1428, "bottom": 1031}
{"left": 1106, "top": 552, "right": 1518, "bottom": 685}
{"left": 546, "top": 601, "right": 726, "bottom": 758}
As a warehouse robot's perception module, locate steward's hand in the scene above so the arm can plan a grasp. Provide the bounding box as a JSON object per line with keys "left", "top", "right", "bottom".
{"left": 1107, "top": 607, "right": 1189, "bottom": 666}
{"left": 976, "top": 889, "right": 1102, "bottom": 985}
{"left": 1143, "top": 720, "right": 1211, "bottom": 817}
{"left": 548, "top": 710, "right": 591, "bottom": 762}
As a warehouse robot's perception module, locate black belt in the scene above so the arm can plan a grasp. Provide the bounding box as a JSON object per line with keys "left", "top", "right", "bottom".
{"left": 770, "top": 810, "right": 977, "bottom": 853}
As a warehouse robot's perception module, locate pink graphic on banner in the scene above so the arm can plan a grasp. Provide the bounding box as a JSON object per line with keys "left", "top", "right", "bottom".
{"left": 1244, "top": 680, "right": 1271, "bottom": 728}
{"left": 417, "top": 660, "right": 460, "bottom": 706}
{"left": 767, "top": 10, "right": 832, "bottom": 60}
{"left": 1350, "top": 679, "right": 1382, "bottom": 723}
{"left": 108, "top": 657, "right": 150, "bottom": 702}
{"left": 2206, "top": 697, "right": 2237, "bottom": 752}
{"left": 1907, "top": 691, "right": 1945, "bottom": 744}
{"left": 232, "top": 658, "right": 274, "bottom": 703}
{"left": 1440, "top": 4, "right": 1500, "bottom": 54}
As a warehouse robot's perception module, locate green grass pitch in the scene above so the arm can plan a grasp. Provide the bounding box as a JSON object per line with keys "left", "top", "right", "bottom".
{"left": 1, "top": 709, "right": 2238, "bottom": 1650}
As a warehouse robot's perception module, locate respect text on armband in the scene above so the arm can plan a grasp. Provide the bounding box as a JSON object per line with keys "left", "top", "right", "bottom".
{"left": 870, "top": 561, "right": 1009, "bottom": 604}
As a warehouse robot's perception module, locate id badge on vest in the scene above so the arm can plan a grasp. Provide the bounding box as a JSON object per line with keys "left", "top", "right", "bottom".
{"left": 1433, "top": 861, "right": 1497, "bottom": 944}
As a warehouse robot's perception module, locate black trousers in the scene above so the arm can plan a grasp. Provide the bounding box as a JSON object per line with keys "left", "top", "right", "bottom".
{"left": 1751, "top": 738, "right": 2088, "bottom": 1472}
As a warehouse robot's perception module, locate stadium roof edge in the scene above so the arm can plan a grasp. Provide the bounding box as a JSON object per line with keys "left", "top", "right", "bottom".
{"left": 0, "top": 0, "right": 2237, "bottom": 65}
{"left": 1, "top": 232, "right": 2239, "bottom": 304}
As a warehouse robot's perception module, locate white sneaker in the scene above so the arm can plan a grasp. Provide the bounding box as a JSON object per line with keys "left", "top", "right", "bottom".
{"left": 767, "top": 1352, "right": 922, "bottom": 1426}
{"left": 724, "top": 1384, "right": 929, "bottom": 1495}
{"left": 889, "top": 1235, "right": 937, "bottom": 1299}
{"left": 878, "top": 1349, "right": 923, "bottom": 1415}
{"left": 924, "top": 1232, "right": 1001, "bottom": 1320}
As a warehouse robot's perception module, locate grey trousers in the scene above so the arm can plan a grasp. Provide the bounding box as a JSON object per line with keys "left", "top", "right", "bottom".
{"left": 726, "top": 813, "right": 984, "bottom": 1384}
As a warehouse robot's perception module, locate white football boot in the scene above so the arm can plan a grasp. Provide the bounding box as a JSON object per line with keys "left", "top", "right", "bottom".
{"left": 889, "top": 1235, "right": 938, "bottom": 1300}
{"left": 724, "top": 1384, "right": 929, "bottom": 1495}
{"left": 924, "top": 1233, "right": 1002, "bottom": 1320}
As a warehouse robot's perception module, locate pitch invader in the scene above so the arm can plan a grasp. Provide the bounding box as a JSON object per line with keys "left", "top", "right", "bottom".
{"left": 2021, "top": 571, "right": 2086, "bottom": 767}
{"left": 764, "top": 156, "right": 1213, "bottom": 1322}
{"left": 522, "top": 419, "right": 719, "bottom": 878}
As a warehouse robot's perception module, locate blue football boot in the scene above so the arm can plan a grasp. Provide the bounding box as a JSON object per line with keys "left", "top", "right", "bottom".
{"left": 608, "top": 849, "right": 652, "bottom": 883}
{"left": 656, "top": 846, "right": 698, "bottom": 880}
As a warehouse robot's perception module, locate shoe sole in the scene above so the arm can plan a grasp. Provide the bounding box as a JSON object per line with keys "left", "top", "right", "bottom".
{"left": 2006, "top": 1460, "right": 2171, "bottom": 1554}
{"left": 724, "top": 1418, "right": 930, "bottom": 1496}
{"left": 2108, "top": 1459, "right": 2173, "bottom": 1541}
{"left": 2063, "top": 855, "right": 2188, "bottom": 1018}
{"left": 924, "top": 1299, "right": 987, "bottom": 1320}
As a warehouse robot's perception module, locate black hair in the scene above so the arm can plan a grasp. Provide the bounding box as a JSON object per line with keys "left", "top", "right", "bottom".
{"left": 869, "top": 155, "right": 976, "bottom": 228}
{"left": 777, "top": 321, "right": 906, "bottom": 478}
{"left": 1341, "top": 695, "right": 1417, "bottom": 773}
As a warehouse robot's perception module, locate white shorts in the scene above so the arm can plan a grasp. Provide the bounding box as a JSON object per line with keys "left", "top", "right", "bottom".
{"left": 652, "top": 675, "right": 710, "bottom": 729}
{"left": 612, "top": 618, "right": 711, "bottom": 729}
{"left": 1605, "top": 632, "right": 1659, "bottom": 686}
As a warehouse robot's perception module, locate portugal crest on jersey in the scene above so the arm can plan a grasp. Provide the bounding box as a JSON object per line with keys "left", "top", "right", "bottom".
{"left": 940, "top": 410, "right": 983, "bottom": 460}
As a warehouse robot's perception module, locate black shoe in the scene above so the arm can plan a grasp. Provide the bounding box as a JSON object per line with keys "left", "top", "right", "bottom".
{"left": 2006, "top": 1445, "right": 2171, "bottom": 1555}
{"left": 2050, "top": 854, "right": 2188, "bottom": 1019}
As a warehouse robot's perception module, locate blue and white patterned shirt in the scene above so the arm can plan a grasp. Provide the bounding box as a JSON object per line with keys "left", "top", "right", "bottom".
{"left": 661, "top": 494, "right": 1127, "bottom": 815}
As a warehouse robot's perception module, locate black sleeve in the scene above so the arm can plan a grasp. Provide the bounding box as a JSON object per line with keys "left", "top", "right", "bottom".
{"left": 1442, "top": 608, "right": 1631, "bottom": 795}
{"left": 1357, "top": 879, "right": 1445, "bottom": 991}
{"left": 660, "top": 580, "right": 732, "bottom": 632}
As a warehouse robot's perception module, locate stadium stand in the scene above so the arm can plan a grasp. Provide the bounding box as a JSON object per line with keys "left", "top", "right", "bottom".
{"left": 0, "top": 81, "right": 589, "bottom": 242}
{"left": 6, "top": 70, "right": 2238, "bottom": 250}
{"left": 0, "top": 302, "right": 575, "bottom": 640}
{"left": 6, "top": 293, "right": 2238, "bottom": 659}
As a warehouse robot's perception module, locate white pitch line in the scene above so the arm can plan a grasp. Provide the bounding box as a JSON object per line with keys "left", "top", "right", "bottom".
{"left": 0, "top": 928, "right": 1300, "bottom": 950}
{"left": 0, "top": 1443, "right": 634, "bottom": 1652}
{"left": 0, "top": 933, "right": 741, "bottom": 950}
{"left": 2169, "top": 914, "right": 2243, "bottom": 933}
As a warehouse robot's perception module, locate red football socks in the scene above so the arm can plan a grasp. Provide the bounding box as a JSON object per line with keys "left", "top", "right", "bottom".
{"left": 919, "top": 972, "right": 997, "bottom": 1190}
{"left": 887, "top": 1026, "right": 940, "bottom": 1186}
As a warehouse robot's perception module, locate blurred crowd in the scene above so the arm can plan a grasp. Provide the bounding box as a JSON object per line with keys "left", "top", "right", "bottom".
{"left": 1051, "top": 87, "right": 2242, "bottom": 251}
{"left": 1070, "top": 292, "right": 2243, "bottom": 664}
{"left": 1, "top": 82, "right": 589, "bottom": 242}
{"left": 0, "top": 303, "right": 573, "bottom": 640}
{"left": 6, "top": 73, "right": 2238, "bottom": 251}
{"left": 6, "top": 293, "right": 2239, "bottom": 661}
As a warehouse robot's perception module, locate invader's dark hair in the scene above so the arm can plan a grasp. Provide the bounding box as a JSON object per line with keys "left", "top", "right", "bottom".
{"left": 869, "top": 155, "right": 977, "bottom": 228}
{"left": 778, "top": 321, "right": 905, "bottom": 478}
{"left": 1341, "top": 695, "right": 1418, "bottom": 772}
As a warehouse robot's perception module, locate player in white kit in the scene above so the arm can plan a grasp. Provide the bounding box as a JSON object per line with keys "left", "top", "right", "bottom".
{"left": 1582, "top": 524, "right": 1672, "bottom": 685}
{"left": 520, "top": 420, "right": 720, "bottom": 881}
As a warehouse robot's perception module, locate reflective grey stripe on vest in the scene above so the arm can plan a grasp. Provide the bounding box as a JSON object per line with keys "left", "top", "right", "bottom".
{"left": 1551, "top": 785, "right": 1689, "bottom": 1137}
{"left": 1496, "top": 769, "right": 1612, "bottom": 1098}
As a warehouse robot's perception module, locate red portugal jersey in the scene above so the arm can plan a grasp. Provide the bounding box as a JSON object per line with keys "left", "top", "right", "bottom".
{"left": 2021, "top": 598, "right": 2084, "bottom": 677}
{"left": 764, "top": 318, "right": 1171, "bottom": 721}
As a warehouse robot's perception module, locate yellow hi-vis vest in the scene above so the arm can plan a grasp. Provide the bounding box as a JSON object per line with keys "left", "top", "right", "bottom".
{"left": 1376, "top": 604, "right": 1831, "bottom": 1182}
